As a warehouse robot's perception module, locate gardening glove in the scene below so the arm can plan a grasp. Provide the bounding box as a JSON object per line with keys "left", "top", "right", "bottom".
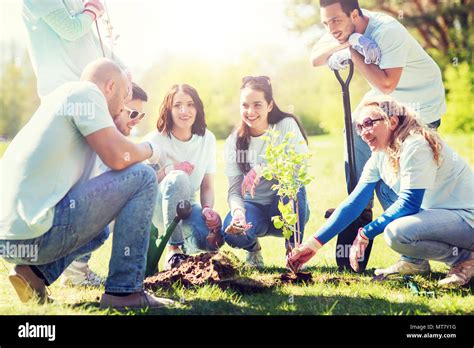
{"left": 226, "top": 208, "right": 252, "bottom": 234}
{"left": 83, "top": 0, "right": 105, "bottom": 21}
{"left": 171, "top": 161, "right": 195, "bottom": 176}
{"left": 146, "top": 141, "right": 162, "bottom": 164}
{"left": 241, "top": 164, "right": 262, "bottom": 198}
{"left": 287, "top": 236, "right": 322, "bottom": 272}
{"left": 349, "top": 33, "right": 381, "bottom": 65}
{"left": 349, "top": 228, "right": 370, "bottom": 273}
{"left": 327, "top": 47, "right": 352, "bottom": 71}
{"left": 202, "top": 207, "right": 222, "bottom": 231}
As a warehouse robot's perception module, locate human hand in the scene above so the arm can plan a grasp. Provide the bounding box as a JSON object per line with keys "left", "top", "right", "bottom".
{"left": 349, "top": 228, "right": 370, "bottom": 272}
{"left": 83, "top": 0, "right": 105, "bottom": 21}
{"left": 241, "top": 164, "right": 262, "bottom": 198}
{"left": 349, "top": 33, "right": 381, "bottom": 65}
{"left": 146, "top": 141, "right": 161, "bottom": 164}
{"left": 225, "top": 209, "right": 252, "bottom": 235}
{"left": 202, "top": 207, "right": 222, "bottom": 231}
{"left": 173, "top": 161, "right": 194, "bottom": 176}
{"left": 327, "top": 47, "right": 352, "bottom": 70}
{"left": 287, "top": 237, "right": 322, "bottom": 272}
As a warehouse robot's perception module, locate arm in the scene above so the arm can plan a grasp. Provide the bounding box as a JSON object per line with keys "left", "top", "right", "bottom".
{"left": 363, "top": 189, "right": 425, "bottom": 239}
{"left": 85, "top": 127, "right": 153, "bottom": 171}
{"left": 200, "top": 174, "right": 215, "bottom": 209}
{"left": 228, "top": 175, "right": 245, "bottom": 215}
{"left": 314, "top": 181, "right": 377, "bottom": 245}
{"left": 311, "top": 38, "right": 351, "bottom": 67}
{"left": 42, "top": 7, "right": 94, "bottom": 41}
{"left": 351, "top": 48, "right": 403, "bottom": 94}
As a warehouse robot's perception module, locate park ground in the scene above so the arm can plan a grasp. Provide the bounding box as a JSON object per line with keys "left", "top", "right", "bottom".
{"left": 0, "top": 133, "right": 473, "bottom": 315}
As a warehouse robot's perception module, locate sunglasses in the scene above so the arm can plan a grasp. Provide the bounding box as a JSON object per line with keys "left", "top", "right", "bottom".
{"left": 242, "top": 75, "right": 271, "bottom": 85}
{"left": 125, "top": 107, "right": 145, "bottom": 121}
{"left": 356, "top": 117, "right": 384, "bottom": 134}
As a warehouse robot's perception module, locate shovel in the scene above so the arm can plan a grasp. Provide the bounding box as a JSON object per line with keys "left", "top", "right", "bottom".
{"left": 145, "top": 200, "right": 193, "bottom": 276}
{"left": 330, "top": 60, "right": 374, "bottom": 272}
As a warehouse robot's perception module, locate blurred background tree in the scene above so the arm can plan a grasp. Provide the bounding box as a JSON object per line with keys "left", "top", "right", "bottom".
{"left": 0, "top": 42, "right": 39, "bottom": 139}
{"left": 0, "top": 1, "right": 471, "bottom": 139}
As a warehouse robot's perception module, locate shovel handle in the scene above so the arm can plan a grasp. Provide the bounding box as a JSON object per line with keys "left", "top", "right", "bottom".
{"left": 334, "top": 60, "right": 354, "bottom": 89}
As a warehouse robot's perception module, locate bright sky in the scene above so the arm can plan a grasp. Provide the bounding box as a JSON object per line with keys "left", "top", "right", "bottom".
{"left": 0, "top": 0, "right": 309, "bottom": 76}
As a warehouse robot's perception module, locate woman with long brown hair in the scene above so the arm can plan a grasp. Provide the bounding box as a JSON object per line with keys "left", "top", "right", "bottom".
{"left": 144, "top": 84, "right": 223, "bottom": 270}
{"left": 289, "top": 96, "right": 474, "bottom": 287}
{"left": 223, "top": 76, "right": 310, "bottom": 268}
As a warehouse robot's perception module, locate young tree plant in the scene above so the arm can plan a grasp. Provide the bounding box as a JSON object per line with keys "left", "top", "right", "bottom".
{"left": 261, "top": 129, "right": 313, "bottom": 255}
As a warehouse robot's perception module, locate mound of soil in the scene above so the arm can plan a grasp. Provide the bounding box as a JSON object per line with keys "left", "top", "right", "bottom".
{"left": 144, "top": 252, "right": 272, "bottom": 293}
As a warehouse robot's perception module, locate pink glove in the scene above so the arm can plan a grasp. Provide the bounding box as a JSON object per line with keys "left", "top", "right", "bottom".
{"left": 287, "top": 237, "right": 322, "bottom": 272}
{"left": 172, "top": 161, "right": 194, "bottom": 176}
{"left": 349, "top": 228, "right": 370, "bottom": 272}
{"left": 241, "top": 164, "right": 262, "bottom": 198}
{"left": 202, "top": 207, "right": 222, "bottom": 231}
{"left": 83, "top": 0, "right": 105, "bottom": 21}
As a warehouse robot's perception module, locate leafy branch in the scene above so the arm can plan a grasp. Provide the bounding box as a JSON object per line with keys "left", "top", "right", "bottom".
{"left": 261, "top": 129, "right": 314, "bottom": 249}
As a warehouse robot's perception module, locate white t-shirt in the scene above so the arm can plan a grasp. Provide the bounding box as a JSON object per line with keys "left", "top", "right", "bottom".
{"left": 360, "top": 134, "right": 474, "bottom": 227}
{"left": 225, "top": 117, "right": 308, "bottom": 210}
{"left": 314, "top": 9, "right": 446, "bottom": 123}
{"left": 143, "top": 129, "right": 217, "bottom": 197}
{"left": 0, "top": 81, "right": 114, "bottom": 240}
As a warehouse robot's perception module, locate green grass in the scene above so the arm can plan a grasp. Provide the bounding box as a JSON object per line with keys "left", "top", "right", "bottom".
{"left": 0, "top": 133, "right": 473, "bottom": 315}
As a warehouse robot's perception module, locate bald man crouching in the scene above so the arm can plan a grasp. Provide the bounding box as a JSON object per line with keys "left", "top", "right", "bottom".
{"left": 0, "top": 58, "right": 174, "bottom": 310}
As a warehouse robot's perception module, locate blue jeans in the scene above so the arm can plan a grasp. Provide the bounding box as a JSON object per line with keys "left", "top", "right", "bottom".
{"left": 384, "top": 209, "right": 474, "bottom": 266}
{"left": 152, "top": 170, "right": 222, "bottom": 254}
{"left": 223, "top": 187, "right": 310, "bottom": 252}
{"left": 0, "top": 163, "right": 157, "bottom": 293}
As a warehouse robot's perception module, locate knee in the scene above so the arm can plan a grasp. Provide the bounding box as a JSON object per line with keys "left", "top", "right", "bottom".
{"left": 163, "top": 171, "right": 191, "bottom": 195}
{"left": 384, "top": 221, "right": 410, "bottom": 252}
{"left": 126, "top": 163, "right": 157, "bottom": 188}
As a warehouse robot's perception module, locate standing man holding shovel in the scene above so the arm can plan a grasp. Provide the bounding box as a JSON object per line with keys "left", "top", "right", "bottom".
{"left": 311, "top": 0, "right": 446, "bottom": 275}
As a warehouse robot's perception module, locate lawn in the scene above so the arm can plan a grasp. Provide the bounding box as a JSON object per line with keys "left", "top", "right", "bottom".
{"left": 0, "top": 133, "right": 473, "bottom": 315}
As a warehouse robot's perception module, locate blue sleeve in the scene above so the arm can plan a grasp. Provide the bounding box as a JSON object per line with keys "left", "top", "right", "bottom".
{"left": 363, "top": 189, "right": 425, "bottom": 239}
{"left": 42, "top": 7, "right": 93, "bottom": 41}
{"left": 315, "top": 181, "right": 377, "bottom": 245}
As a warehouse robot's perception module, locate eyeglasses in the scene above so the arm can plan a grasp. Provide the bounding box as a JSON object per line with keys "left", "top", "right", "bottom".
{"left": 356, "top": 117, "right": 384, "bottom": 134}
{"left": 241, "top": 75, "right": 271, "bottom": 85}
{"left": 125, "top": 107, "right": 145, "bottom": 121}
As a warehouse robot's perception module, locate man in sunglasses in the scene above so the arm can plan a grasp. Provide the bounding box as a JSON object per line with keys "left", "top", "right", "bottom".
{"left": 59, "top": 82, "right": 149, "bottom": 287}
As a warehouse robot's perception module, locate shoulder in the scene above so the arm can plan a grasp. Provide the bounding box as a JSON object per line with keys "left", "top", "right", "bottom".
{"left": 225, "top": 129, "right": 238, "bottom": 144}
{"left": 69, "top": 81, "right": 104, "bottom": 101}
{"left": 274, "top": 117, "right": 304, "bottom": 135}
{"left": 399, "top": 134, "right": 435, "bottom": 165}
{"left": 401, "top": 134, "right": 430, "bottom": 152}
{"left": 275, "top": 117, "right": 298, "bottom": 130}
{"left": 203, "top": 129, "right": 216, "bottom": 144}
{"left": 363, "top": 9, "right": 407, "bottom": 40}
{"left": 143, "top": 130, "right": 168, "bottom": 144}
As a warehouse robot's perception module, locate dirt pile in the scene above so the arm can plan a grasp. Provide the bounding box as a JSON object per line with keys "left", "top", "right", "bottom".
{"left": 279, "top": 272, "right": 313, "bottom": 285}
{"left": 144, "top": 252, "right": 235, "bottom": 288}
{"left": 144, "top": 252, "right": 314, "bottom": 293}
